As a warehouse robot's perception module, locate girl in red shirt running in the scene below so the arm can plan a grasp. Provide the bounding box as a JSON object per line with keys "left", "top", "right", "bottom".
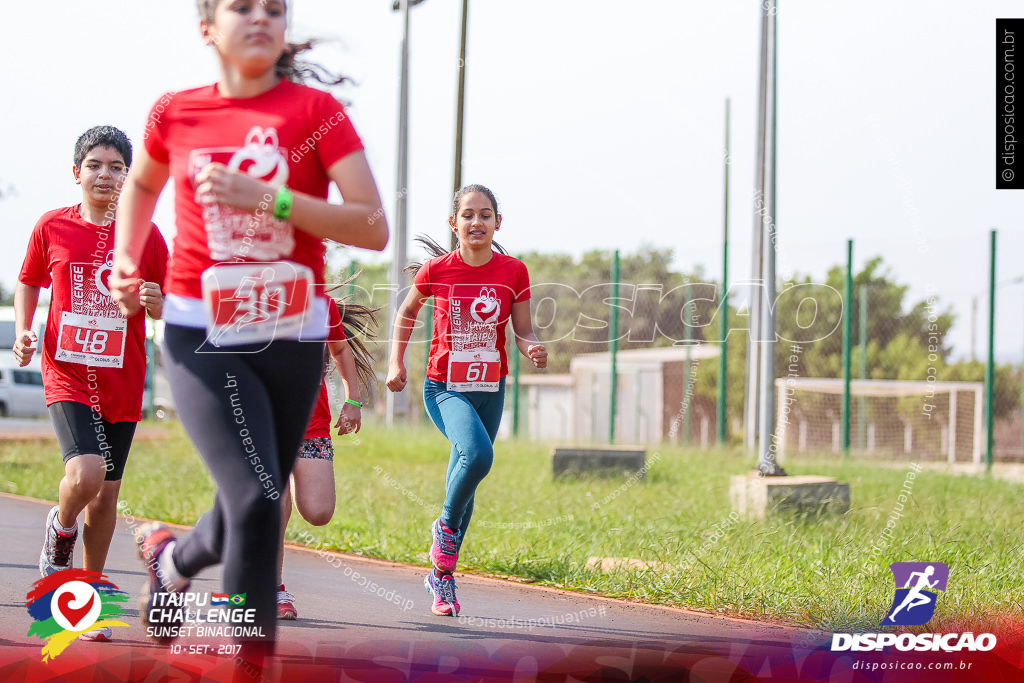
{"left": 386, "top": 184, "right": 546, "bottom": 617}
{"left": 110, "top": 0, "right": 387, "bottom": 665}
{"left": 277, "top": 294, "right": 377, "bottom": 619}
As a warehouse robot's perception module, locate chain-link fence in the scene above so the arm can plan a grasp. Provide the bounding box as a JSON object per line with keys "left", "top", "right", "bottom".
{"left": 328, "top": 234, "right": 1024, "bottom": 462}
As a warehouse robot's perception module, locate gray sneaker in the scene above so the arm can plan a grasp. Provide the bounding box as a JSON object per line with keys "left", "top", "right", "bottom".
{"left": 39, "top": 506, "right": 76, "bottom": 577}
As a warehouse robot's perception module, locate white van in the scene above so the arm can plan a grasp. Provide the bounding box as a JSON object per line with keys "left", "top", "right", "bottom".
{"left": 0, "top": 360, "right": 47, "bottom": 418}
{"left": 0, "top": 306, "right": 49, "bottom": 417}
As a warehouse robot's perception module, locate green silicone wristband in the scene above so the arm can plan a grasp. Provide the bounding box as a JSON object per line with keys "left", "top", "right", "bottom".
{"left": 345, "top": 399, "right": 363, "bottom": 408}
{"left": 273, "top": 185, "right": 293, "bottom": 221}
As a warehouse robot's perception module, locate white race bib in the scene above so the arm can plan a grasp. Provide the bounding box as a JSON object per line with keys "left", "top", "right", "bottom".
{"left": 200, "top": 262, "right": 313, "bottom": 346}
{"left": 447, "top": 349, "right": 501, "bottom": 392}
{"left": 55, "top": 312, "right": 127, "bottom": 368}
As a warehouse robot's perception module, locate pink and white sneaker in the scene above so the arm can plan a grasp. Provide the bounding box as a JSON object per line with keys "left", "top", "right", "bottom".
{"left": 429, "top": 518, "right": 459, "bottom": 573}
{"left": 424, "top": 569, "right": 460, "bottom": 617}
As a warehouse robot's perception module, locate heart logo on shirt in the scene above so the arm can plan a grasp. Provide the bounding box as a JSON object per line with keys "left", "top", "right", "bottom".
{"left": 470, "top": 287, "right": 500, "bottom": 325}
{"left": 228, "top": 126, "right": 290, "bottom": 187}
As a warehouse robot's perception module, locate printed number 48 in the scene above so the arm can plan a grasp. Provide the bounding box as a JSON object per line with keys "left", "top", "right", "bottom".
{"left": 466, "top": 362, "right": 486, "bottom": 382}
{"left": 76, "top": 329, "right": 108, "bottom": 354}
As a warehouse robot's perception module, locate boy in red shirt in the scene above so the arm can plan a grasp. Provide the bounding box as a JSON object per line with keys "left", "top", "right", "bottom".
{"left": 13, "top": 126, "right": 168, "bottom": 642}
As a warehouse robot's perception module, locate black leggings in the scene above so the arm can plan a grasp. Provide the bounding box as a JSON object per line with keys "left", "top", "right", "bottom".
{"left": 162, "top": 324, "right": 323, "bottom": 653}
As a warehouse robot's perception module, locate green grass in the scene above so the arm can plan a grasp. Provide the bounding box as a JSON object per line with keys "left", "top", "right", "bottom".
{"left": 3, "top": 420, "right": 1021, "bottom": 633}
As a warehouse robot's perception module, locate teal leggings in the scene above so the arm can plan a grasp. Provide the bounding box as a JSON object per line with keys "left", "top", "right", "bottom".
{"left": 423, "top": 377, "right": 506, "bottom": 548}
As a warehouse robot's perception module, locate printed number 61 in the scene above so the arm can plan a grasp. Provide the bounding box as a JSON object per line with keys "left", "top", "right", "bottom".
{"left": 76, "top": 328, "right": 108, "bottom": 354}
{"left": 466, "top": 362, "right": 486, "bottom": 382}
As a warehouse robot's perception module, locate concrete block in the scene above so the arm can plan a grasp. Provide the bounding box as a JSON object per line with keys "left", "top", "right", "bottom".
{"left": 552, "top": 447, "right": 646, "bottom": 478}
{"left": 730, "top": 472, "right": 850, "bottom": 520}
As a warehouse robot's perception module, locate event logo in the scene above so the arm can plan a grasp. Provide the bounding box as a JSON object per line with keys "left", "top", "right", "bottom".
{"left": 883, "top": 562, "right": 948, "bottom": 626}
{"left": 470, "top": 287, "right": 501, "bottom": 324}
{"left": 26, "top": 570, "right": 129, "bottom": 661}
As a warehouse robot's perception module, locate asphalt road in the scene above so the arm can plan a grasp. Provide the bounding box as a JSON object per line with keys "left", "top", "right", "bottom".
{"left": 0, "top": 494, "right": 837, "bottom": 681}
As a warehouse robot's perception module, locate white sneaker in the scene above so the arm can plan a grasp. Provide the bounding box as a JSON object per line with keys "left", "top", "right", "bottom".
{"left": 39, "top": 506, "right": 77, "bottom": 577}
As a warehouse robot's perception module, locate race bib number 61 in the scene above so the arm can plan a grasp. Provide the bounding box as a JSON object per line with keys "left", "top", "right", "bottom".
{"left": 447, "top": 350, "right": 501, "bottom": 392}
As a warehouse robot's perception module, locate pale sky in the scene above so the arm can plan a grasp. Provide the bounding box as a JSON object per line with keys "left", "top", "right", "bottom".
{"left": 0, "top": 0, "right": 1020, "bottom": 362}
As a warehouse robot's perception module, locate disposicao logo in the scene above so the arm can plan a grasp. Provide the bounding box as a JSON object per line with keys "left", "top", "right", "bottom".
{"left": 26, "top": 570, "right": 129, "bottom": 661}
{"left": 831, "top": 562, "right": 997, "bottom": 653}
{"left": 884, "top": 562, "right": 948, "bottom": 626}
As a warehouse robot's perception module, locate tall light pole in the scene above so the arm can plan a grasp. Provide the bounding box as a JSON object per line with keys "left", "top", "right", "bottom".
{"left": 744, "top": 2, "right": 770, "bottom": 457}
{"left": 386, "top": 0, "right": 427, "bottom": 425}
{"left": 451, "top": 0, "right": 469, "bottom": 250}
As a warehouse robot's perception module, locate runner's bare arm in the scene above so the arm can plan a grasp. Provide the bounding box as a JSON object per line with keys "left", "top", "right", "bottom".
{"left": 112, "top": 147, "right": 169, "bottom": 316}
{"left": 385, "top": 286, "right": 430, "bottom": 392}
{"left": 193, "top": 150, "right": 388, "bottom": 252}
{"left": 139, "top": 280, "right": 164, "bottom": 320}
{"left": 13, "top": 282, "right": 40, "bottom": 367}
{"left": 510, "top": 300, "right": 547, "bottom": 369}
{"left": 330, "top": 340, "right": 362, "bottom": 434}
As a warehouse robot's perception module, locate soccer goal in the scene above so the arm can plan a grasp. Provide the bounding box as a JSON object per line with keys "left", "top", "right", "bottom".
{"left": 773, "top": 378, "right": 984, "bottom": 464}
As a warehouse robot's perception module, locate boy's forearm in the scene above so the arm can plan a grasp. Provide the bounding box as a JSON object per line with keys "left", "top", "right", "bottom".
{"left": 14, "top": 282, "right": 40, "bottom": 334}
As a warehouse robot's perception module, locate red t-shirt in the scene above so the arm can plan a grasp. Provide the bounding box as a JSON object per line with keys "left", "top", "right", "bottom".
{"left": 18, "top": 205, "right": 168, "bottom": 422}
{"left": 304, "top": 300, "right": 348, "bottom": 440}
{"left": 414, "top": 251, "right": 531, "bottom": 384}
{"left": 144, "top": 80, "right": 363, "bottom": 315}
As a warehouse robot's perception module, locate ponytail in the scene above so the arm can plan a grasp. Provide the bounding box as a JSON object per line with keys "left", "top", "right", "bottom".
{"left": 405, "top": 234, "right": 508, "bottom": 280}
{"left": 325, "top": 272, "right": 380, "bottom": 394}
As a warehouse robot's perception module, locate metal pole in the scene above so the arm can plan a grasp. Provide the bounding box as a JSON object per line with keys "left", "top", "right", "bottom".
{"left": 971, "top": 296, "right": 977, "bottom": 362}
{"left": 512, "top": 338, "right": 520, "bottom": 438}
{"left": 858, "top": 284, "right": 867, "bottom": 449}
{"left": 683, "top": 285, "right": 691, "bottom": 446}
{"left": 386, "top": 0, "right": 412, "bottom": 426}
{"left": 609, "top": 250, "right": 620, "bottom": 444}
{"left": 841, "top": 239, "right": 853, "bottom": 457}
{"left": 451, "top": 0, "right": 470, "bottom": 251}
{"left": 985, "top": 229, "right": 997, "bottom": 471}
{"left": 745, "top": 3, "right": 770, "bottom": 457}
{"left": 755, "top": 0, "right": 778, "bottom": 473}
{"left": 718, "top": 98, "right": 730, "bottom": 446}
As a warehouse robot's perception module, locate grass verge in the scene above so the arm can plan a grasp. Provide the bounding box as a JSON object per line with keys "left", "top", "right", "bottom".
{"left": 2, "top": 419, "right": 1020, "bottom": 633}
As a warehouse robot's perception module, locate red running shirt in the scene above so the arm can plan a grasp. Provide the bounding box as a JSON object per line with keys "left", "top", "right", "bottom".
{"left": 413, "top": 251, "right": 531, "bottom": 384}
{"left": 18, "top": 206, "right": 169, "bottom": 422}
{"left": 304, "top": 301, "right": 348, "bottom": 440}
{"left": 144, "top": 80, "right": 363, "bottom": 304}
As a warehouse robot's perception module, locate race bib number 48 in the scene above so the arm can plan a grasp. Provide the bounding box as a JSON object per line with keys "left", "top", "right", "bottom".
{"left": 447, "top": 350, "right": 501, "bottom": 392}
{"left": 201, "top": 262, "right": 313, "bottom": 347}
{"left": 55, "top": 312, "right": 127, "bottom": 368}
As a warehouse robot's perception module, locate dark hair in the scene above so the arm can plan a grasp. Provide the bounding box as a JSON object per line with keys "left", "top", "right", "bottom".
{"left": 405, "top": 234, "right": 508, "bottom": 279}
{"left": 74, "top": 126, "right": 132, "bottom": 169}
{"left": 197, "top": 0, "right": 350, "bottom": 87}
{"left": 451, "top": 184, "right": 499, "bottom": 216}
{"left": 406, "top": 185, "right": 506, "bottom": 278}
{"left": 324, "top": 272, "right": 381, "bottom": 394}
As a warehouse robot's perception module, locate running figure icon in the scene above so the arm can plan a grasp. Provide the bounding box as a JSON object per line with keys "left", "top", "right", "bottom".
{"left": 887, "top": 565, "right": 938, "bottom": 622}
